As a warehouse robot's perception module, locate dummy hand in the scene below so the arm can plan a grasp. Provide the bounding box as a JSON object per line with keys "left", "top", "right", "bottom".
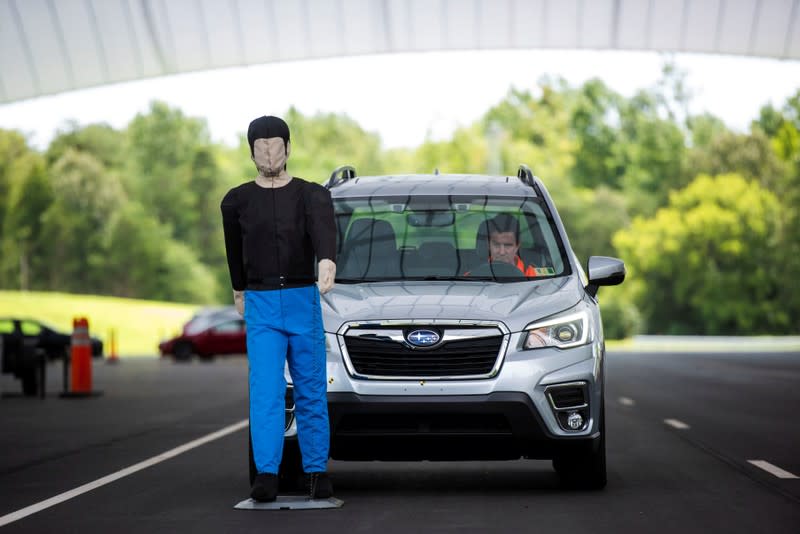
{"left": 233, "top": 290, "right": 245, "bottom": 316}
{"left": 318, "top": 259, "right": 336, "bottom": 294}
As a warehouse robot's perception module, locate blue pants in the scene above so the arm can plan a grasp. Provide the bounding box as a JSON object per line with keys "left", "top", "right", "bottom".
{"left": 244, "top": 285, "right": 329, "bottom": 474}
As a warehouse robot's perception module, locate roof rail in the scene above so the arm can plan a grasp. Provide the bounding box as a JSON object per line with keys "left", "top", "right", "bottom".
{"left": 517, "top": 164, "right": 545, "bottom": 197}
{"left": 325, "top": 165, "right": 357, "bottom": 189}
{"left": 517, "top": 164, "right": 535, "bottom": 187}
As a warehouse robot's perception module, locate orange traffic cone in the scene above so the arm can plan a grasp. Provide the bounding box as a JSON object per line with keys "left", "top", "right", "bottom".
{"left": 60, "top": 317, "right": 103, "bottom": 398}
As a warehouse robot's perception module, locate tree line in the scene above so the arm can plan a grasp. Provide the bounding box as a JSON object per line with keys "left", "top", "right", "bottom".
{"left": 1, "top": 64, "right": 797, "bottom": 337}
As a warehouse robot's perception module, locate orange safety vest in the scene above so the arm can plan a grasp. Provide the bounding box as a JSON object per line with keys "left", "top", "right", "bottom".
{"left": 514, "top": 256, "right": 538, "bottom": 277}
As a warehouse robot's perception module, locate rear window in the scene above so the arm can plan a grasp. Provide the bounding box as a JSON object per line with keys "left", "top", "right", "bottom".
{"left": 333, "top": 195, "right": 570, "bottom": 282}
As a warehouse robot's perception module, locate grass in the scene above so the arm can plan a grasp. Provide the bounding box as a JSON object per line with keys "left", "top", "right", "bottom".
{"left": 0, "top": 291, "right": 202, "bottom": 357}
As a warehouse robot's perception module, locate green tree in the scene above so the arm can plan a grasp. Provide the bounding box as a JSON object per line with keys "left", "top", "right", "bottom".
{"left": 125, "top": 101, "right": 210, "bottom": 243}
{"left": 411, "top": 124, "right": 488, "bottom": 174}
{"left": 0, "top": 130, "right": 40, "bottom": 242}
{"left": 102, "top": 202, "right": 217, "bottom": 303}
{"left": 613, "top": 173, "right": 788, "bottom": 334}
{"left": 569, "top": 79, "right": 626, "bottom": 189}
{"left": 283, "top": 107, "right": 385, "bottom": 182}
{"left": 0, "top": 130, "right": 54, "bottom": 289}
{"left": 558, "top": 186, "right": 630, "bottom": 264}
{"left": 687, "top": 113, "right": 729, "bottom": 149}
{"left": 755, "top": 91, "right": 800, "bottom": 331}
{"left": 484, "top": 82, "right": 576, "bottom": 188}
{"left": 0, "top": 152, "right": 53, "bottom": 290}
{"left": 38, "top": 149, "right": 125, "bottom": 292}
{"left": 688, "top": 129, "right": 786, "bottom": 193}
{"left": 45, "top": 121, "right": 126, "bottom": 170}
{"left": 618, "top": 90, "right": 689, "bottom": 215}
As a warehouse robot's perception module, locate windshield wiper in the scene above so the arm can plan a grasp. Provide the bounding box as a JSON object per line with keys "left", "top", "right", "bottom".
{"left": 414, "top": 276, "right": 487, "bottom": 281}
{"left": 335, "top": 276, "right": 511, "bottom": 283}
{"left": 335, "top": 277, "right": 385, "bottom": 283}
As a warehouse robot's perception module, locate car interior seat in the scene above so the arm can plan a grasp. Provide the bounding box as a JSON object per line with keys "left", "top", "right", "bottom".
{"left": 474, "top": 219, "right": 490, "bottom": 264}
{"left": 406, "top": 242, "right": 459, "bottom": 277}
{"left": 338, "top": 218, "right": 399, "bottom": 278}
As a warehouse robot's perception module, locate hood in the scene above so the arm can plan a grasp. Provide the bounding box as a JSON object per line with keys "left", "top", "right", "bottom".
{"left": 321, "top": 276, "right": 584, "bottom": 333}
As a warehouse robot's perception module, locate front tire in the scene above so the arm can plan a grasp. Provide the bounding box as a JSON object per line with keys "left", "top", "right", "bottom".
{"left": 173, "top": 341, "right": 193, "bottom": 362}
{"left": 553, "top": 397, "right": 607, "bottom": 490}
{"left": 278, "top": 439, "right": 303, "bottom": 492}
{"left": 21, "top": 369, "right": 39, "bottom": 396}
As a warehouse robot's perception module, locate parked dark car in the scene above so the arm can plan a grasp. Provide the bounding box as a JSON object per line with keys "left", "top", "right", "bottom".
{"left": 159, "top": 307, "right": 246, "bottom": 361}
{"left": 0, "top": 317, "right": 103, "bottom": 361}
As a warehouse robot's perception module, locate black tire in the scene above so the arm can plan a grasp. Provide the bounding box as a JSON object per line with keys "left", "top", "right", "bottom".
{"left": 198, "top": 353, "right": 215, "bottom": 363}
{"left": 248, "top": 426, "right": 304, "bottom": 492}
{"left": 248, "top": 425, "right": 256, "bottom": 486}
{"left": 278, "top": 439, "right": 304, "bottom": 492}
{"left": 553, "top": 396, "right": 607, "bottom": 490}
{"left": 21, "top": 369, "right": 39, "bottom": 396}
{"left": 173, "top": 341, "right": 193, "bottom": 362}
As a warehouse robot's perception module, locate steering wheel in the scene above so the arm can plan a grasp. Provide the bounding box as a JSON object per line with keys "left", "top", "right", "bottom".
{"left": 467, "top": 261, "right": 524, "bottom": 278}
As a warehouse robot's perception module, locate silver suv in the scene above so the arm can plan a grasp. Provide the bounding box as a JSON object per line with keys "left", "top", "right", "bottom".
{"left": 258, "top": 165, "right": 625, "bottom": 490}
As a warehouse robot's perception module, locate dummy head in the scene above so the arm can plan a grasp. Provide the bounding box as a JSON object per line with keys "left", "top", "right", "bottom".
{"left": 248, "top": 116, "right": 291, "bottom": 177}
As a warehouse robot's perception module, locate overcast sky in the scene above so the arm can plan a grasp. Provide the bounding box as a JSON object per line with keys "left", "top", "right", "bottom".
{"left": 1, "top": 49, "right": 798, "bottom": 150}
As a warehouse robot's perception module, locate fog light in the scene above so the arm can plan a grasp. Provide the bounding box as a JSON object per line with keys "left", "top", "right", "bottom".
{"left": 566, "top": 411, "right": 584, "bottom": 430}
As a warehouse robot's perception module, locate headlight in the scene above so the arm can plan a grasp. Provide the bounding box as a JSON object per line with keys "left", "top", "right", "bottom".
{"left": 522, "top": 310, "right": 590, "bottom": 350}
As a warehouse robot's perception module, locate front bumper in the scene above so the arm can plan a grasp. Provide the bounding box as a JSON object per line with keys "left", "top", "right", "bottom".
{"left": 323, "top": 330, "right": 604, "bottom": 437}
{"left": 326, "top": 391, "right": 600, "bottom": 461}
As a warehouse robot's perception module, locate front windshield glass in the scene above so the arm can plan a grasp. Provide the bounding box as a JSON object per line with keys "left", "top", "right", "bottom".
{"left": 333, "top": 195, "right": 570, "bottom": 282}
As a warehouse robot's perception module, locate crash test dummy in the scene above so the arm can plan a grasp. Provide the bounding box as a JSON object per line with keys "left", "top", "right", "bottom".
{"left": 221, "top": 115, "right": 336, "bottom": 502}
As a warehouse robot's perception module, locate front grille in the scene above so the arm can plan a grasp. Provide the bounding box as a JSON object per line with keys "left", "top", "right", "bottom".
{"left": 344, "top": 335, "right": 503, "bottom": 377}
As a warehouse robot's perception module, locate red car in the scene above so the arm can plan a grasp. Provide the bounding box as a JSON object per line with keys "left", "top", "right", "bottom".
{"left": 159, "top": 307, "right": 246, "bottom": 361}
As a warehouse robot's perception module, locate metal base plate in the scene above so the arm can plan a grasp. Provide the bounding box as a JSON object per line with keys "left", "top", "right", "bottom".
{"left": 234, "top": 496, "right": 344, "bottom": 510}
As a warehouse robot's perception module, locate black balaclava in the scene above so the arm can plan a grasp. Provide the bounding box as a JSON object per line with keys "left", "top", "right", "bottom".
{"left": 247, "top": 115, "right": 290, "bottom": 157}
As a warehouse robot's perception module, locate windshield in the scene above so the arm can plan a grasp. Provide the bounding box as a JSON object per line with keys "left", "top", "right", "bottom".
{"left": 333, "top": 195, "right": 570, "bottom": 282}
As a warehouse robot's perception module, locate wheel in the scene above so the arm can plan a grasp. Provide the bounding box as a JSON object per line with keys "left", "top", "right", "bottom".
{"left": 173, "top": 341, "right": 193, "bottom": 362}
{"left": 21, "top": 369, "right": 39, "bottom": 396}
{"left": 278, "top": 439, "right": 304, "bottom": 492}
{"left": 553, "top": 396, "right": 607, "bottom": 490}
{"left": 248, "top": 425, "right": 256, "bottom": 485}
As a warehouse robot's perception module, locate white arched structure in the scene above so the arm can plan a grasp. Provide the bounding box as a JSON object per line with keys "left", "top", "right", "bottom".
{"left": 1, "top": 0, "right": 798, "bottom": 104}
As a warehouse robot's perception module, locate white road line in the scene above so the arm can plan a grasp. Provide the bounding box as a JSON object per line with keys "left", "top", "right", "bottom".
{"left": 747, "top": 460, "right": 800, "bottom": 479}
{"left": 618, "top": 396, "right": 635, "bottom": 406}
{"left": 663, "top": 418, "right": 690, "bottom": 430}
{"left": 0, "top": 419, "right": 249, "bottom": 528}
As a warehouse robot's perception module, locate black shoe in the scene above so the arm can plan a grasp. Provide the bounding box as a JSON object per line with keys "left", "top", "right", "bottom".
{"left": 251, "top": 473, "right": 279, "bottom": 502}
{"left": 306, "top": 472, "right": 333, "bottom": 499}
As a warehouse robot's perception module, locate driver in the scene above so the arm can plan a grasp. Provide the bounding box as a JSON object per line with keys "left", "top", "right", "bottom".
{"left": 486, "top": 213, "right": 537, "bottom": 276}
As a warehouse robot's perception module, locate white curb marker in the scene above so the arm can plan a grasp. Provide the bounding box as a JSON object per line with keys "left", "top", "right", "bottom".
{"left": 0, "top": 419, "right": 249, "bottom": 528}
{"left": 618, "top": 397, "right": 635, "bottom": 406}
{"left": 664, "top": 418, "right": 690, "bottom": 430}
{"left": 747, "top": 460, "right": 799, "bottom": 479}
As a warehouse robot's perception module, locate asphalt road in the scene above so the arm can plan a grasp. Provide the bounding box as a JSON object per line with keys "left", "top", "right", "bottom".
{"left": 1, "top": 350, "right": 798, "bottom": 533}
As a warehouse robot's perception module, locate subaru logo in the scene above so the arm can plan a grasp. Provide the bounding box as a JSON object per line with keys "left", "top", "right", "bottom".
{"left": 406, "top": 329, "right": 440, "bottom": 347}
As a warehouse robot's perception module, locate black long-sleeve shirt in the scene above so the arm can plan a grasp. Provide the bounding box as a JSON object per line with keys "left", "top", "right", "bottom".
{"left": 220, "top": 178, "right": 336, "bottom": 291}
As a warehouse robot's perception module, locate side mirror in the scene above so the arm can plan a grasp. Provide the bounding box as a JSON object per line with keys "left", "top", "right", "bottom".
{"left": 585, "top": 256, "right": 626, "bottom": 298}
